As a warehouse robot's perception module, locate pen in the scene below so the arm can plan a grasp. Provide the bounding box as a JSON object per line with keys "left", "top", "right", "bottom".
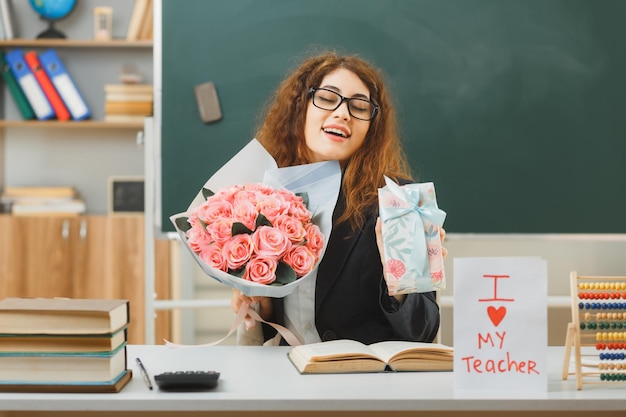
{"left": 135, "top": 357, "right": 153, "bottom": 390}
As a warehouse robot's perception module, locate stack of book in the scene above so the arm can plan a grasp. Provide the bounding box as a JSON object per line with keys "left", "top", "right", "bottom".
{"left": 0, "top": 186, "right": 86, "bottom": 216}
{"left": 0, "top": 48, "right": 91, "bottom": 121}
{"left": 0, "top": 297, "right": 131, "bottom": 393}
{"left": 104, "top": 83, "right": 153, "bottom": 124}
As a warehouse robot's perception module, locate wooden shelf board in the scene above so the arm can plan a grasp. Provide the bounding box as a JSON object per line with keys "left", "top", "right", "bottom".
{"left": 0, "top": 120, "right": 145, "bottom": 129}
{"left": 0, "top": 39, "right": 152, "bottom": 48}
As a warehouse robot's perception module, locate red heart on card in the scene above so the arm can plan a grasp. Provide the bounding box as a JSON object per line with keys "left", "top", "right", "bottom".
{"left": 487, "top": 306, "right": 506, "bottom": 327}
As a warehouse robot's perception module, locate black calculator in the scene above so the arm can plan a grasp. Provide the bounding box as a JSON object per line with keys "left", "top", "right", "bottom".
{"left": 154, "top": 370, "right": 220, "bottom": 391}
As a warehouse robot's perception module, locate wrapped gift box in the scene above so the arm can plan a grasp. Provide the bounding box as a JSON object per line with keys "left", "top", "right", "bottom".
{"left": 378, "top": 177, "right": 446, "bottom": 295}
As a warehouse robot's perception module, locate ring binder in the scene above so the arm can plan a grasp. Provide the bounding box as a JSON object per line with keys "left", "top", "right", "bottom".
{"left": 38, "top": 49, "right": 91, "bottom": 121}
{"left": 5, "top": 49, "right": 54, "bottom": 121}
{"left": 0, "top": 51, "right": 35, "bottom": 120}
{"left": 24, "top": 51, "right": 71, "bottom": 121}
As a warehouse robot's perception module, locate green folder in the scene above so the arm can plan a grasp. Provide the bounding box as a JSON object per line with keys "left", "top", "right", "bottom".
{"left": 0, "top": 51, "right": 35, "bottom": 120}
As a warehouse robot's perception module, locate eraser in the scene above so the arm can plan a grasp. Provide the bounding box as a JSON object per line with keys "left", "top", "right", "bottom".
{"left": 194, "top": 82, "right": 222, "bottom": 123}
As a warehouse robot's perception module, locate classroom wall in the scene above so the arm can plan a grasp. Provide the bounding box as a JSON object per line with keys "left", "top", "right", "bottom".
{"left": 439, "top": 235, "right": 626, "bottom": 346}
{"left": 175, "top": 235, "right": 626, "bottom": 347}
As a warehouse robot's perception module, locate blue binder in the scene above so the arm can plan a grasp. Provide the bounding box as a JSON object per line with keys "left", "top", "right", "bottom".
{"left": 4, "top": 49, "right": 54, "bottom": 121}
{"left": 38, "top": 49, "right": 91, "bottom": 121}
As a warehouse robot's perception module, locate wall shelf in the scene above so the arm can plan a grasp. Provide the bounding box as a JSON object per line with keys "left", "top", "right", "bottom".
{"left": 0, "top": 39, "right": 151, "bottom": 130}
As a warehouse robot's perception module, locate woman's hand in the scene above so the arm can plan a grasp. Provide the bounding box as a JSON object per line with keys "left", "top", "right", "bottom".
{"left": 231, "top": 289, "right": 273, "bottom": 328}
{"left": 439, "top": 227, "right": 447, "bottom": 259}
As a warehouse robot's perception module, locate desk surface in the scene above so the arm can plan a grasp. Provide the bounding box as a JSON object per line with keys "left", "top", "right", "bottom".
{"left": 0, "top": 345, "right": 625, "bottom": 413}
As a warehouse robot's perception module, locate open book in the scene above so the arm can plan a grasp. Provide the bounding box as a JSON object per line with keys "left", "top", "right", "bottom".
{"left": 288, "top": 339, "right": 453, "bottom": 374}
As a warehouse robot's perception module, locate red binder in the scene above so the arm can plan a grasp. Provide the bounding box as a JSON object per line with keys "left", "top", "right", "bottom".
{"left": 24, "top": 51, "right": 71, "bottom": 121}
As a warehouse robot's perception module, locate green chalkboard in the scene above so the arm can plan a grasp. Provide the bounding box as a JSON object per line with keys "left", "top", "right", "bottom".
{"left": 161, "top": 0, "right": 626, "bottom": 233}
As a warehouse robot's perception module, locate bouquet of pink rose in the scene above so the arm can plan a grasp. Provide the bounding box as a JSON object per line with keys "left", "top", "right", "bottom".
{"left": 171, "top": 139, "right": 341, "bottom": 298}
{"left": 180, "top": 183, "right": 325, "bottom": 286}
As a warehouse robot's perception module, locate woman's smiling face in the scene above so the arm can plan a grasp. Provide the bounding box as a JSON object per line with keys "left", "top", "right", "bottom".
{"left": 304, "top": 68, "right": 372, "bottom": 166}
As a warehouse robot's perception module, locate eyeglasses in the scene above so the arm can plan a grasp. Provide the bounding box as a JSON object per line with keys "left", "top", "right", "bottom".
{"left": 309, "top": 87, "right": 379, "bottom": 121}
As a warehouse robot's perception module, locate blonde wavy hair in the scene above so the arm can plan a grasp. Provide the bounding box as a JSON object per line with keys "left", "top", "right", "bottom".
{"left": 255, "top": 50, "right": 413, "bottom": 231}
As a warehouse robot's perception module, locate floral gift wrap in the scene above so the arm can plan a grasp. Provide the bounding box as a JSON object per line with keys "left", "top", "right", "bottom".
{"left": 378, "top": 176, "right": 447, "bottom": 295}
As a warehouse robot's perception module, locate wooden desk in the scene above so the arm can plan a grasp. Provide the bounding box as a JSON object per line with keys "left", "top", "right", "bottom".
{"left": 0, "top": 345, "right": 625, "bottom": 417}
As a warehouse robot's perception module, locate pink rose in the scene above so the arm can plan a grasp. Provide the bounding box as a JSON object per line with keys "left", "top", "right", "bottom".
{"left": 283, "top": 245, "right": 317, "bottom": 277}
{"left": 186, "top": 222, "right": 212, "bottom": 253}
{"left": 252, "top": 225, "right": 291, "bottom": 258}
{"left": 287, "top": 199, "right": 312, "bottom": 223}
{"left": 199, "top": 242, "right": 227, "bottom": 272}
{"left": 205, "top": 219, "right": 233, "bottom": 244}
{"left": 273, "top": 214, "right": 307, "bottom": 244}
{"left": 195, "top": 199, "right": 233, "bottom": 224}
{"left": 212, "top": 185, "right": 243, "bottom": 204}
{"left": 233, "top": 200, "right": 258, "bottom": 231}
{"left": 273, "top": 188, "right": 298, "bottom": 202}
{"left": 244, "top": 255, "right": 277, "bottom": 284}
{"left": 222, "top": 233, "right": 254, "bottom": 270}
{"left": 256, "top": 195, "right": 288, "bottom": 223}
{"left": 233, "top": 188, "right": 257, "bottom": 206}
{"left": 187, "top": 213, "right": 204, "bottom": 229}
{"left": 248, "top": 183, "right": 274, "bottom": 196}
{"left": 304, "top": 223, "right": 324, "bottom": 257}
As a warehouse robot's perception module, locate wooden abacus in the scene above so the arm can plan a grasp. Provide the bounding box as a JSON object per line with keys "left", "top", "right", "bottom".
{"left": 562, "top": 271, "right": 626, "bottom": 390}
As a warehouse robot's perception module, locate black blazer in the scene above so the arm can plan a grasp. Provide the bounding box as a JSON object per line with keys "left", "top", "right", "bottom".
{"left": 264, "top": 185, "right": 441, "bottom": 345}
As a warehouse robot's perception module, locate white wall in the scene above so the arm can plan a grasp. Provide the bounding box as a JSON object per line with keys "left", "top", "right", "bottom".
{"left": 166, "top": 235, "right": 625, "bottom": 347}
{"left": 439, "top": 234, "right": 626, "bottom": 346}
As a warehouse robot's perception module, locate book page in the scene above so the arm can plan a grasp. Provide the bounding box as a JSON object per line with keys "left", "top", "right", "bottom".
{"left": 291, "top": 339, "right": 380, "bottom": 361}
{"left": 369, "top": 341, "right": 453, "bottom": 363}
{"left": 288, "top": 347, "right": 387, "bottom": 374}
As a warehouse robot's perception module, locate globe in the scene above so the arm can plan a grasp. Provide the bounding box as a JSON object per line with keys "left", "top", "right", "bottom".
{"left": 29, "top": 0, "right": 77, "bottom": 39}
